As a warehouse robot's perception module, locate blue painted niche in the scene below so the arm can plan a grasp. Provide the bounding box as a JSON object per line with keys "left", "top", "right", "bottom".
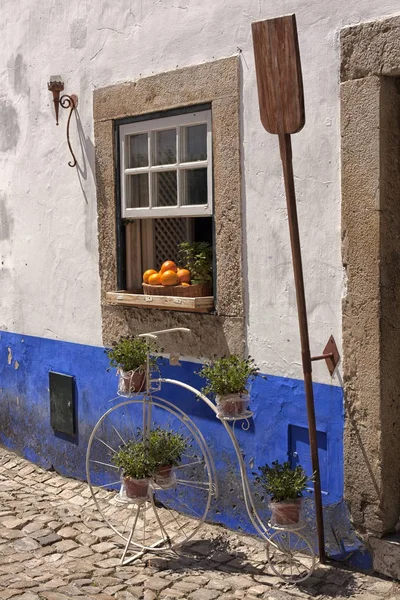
{"left": 289, "top": 425, "right": 328, "bottom": 494}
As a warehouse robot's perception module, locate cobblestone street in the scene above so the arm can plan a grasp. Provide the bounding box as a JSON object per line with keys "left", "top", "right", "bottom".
{"left": 0, "top": 446, "right": 399, "bottom": 600}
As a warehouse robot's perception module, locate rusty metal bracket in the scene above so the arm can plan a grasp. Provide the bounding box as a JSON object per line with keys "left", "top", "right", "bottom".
{"left": 311, "top": 335, "right": 340, "bottom": 376}
{"left": 59, "top": 94, "right": 78, "bottom": 168}
{"left": 48, "top": 77, "right": 78, "bottom": 168}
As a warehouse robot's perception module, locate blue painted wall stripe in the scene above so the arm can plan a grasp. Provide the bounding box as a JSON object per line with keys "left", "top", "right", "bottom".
{"left": 0, "top": 330, "right": 366, "bottom": 563}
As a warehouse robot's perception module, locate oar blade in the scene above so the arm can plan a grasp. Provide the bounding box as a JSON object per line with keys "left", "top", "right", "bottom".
{"left": 252, "top": 14, "right": 305, "bottom": 134}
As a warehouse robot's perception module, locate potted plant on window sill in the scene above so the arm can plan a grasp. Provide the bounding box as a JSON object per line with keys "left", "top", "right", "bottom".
{"left": 255, "top": 460, "right": 312, "bottom": 526}
{"left": 177, "top": 241, "right": 213, "bottom": 296}
{"left": 106, "top": 336, "right": 156, "bottom": 396}
{"left": 112, "top": 439, "right": 157, "bottom": 500}
{"left": 198, "top": 355, "right": 259, "bottom": 418}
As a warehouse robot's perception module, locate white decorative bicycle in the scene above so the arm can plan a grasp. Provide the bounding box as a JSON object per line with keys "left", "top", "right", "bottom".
{"left": 86, "top": 328, "right": 316, "bottom": 582}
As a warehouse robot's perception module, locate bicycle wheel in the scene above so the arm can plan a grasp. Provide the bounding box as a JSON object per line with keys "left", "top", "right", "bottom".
{"left": 266, "top": 529, "right": 315, "bottom": 583}
{"left": 86, "top": 395, "right": 215, "bottom": 554}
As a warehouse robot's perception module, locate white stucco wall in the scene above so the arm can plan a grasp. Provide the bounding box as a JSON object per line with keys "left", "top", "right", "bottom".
{"left": 0, "top": 1, "right": 398, "bottom": 384}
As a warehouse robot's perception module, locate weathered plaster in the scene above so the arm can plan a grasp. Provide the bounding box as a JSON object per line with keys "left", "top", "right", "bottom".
{"left": 3, "top": 1, "right": 400, "bottom": 376}
{"left": 7, "top": 54, "right": 29, "bottom": 96}
{"left": 341, "top": 18, "right": 400, "bottom": 538}
{"left": 94, "top": 57, "right": 245, "bottom": 357}
{"left": 0, "top": 100, "right": 19, "bottom": 151}
{"left": 0, "top": 194, "right": 13, "bottom": 241}
{"left": 70, "top": 18, "right": 87, "bottom": 49}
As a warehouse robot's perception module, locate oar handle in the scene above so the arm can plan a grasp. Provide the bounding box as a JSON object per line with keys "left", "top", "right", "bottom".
{"left": 278, "top": 132, "right": 326, "bottom": 563}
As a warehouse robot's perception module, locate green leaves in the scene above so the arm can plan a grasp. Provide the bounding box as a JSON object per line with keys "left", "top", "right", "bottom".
{"left": 177, "top": 241, "right": 213, "bottom": 284}
{"left": 106, "top": 336, "right": 157, "bottom": 373}
{"left": 147, "top": 428, "right": 187, "bottom": 468}
{"left": 112, "top": 439, "right": 157, "bottom": 480}
{"left": 255, "top": 460, "right": 311, "bottom": 502}
{"left": 112, "top": 427, "right": 187, "bottom": 479}
{"left": 198, "top": 355, "right": 259, "bottom": 396}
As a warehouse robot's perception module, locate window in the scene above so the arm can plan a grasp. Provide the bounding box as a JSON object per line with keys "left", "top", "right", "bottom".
{"left": 94, "top": 57, "right": 244, "bottom": 341}
{"left": 117, "top": 109, "right": 214, "bottom": 294}
{"left": 119, "top": 110, "right": 212, "bottom": 219}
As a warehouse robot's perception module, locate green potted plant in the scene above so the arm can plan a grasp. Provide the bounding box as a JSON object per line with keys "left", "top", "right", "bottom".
{"left": 148, "top": 427, "right": 187, "bottom": 484}
{"left": 177, "top": 241, "right": 213, "bottom": 295}
{"left": 112, "top": 427, "right": 187, "bottom": 498}
{"left": 112, "top": 439, "right": 157, "bottom": 499}
{"left": 255, "top": 461, "right": 312, "bottom": 525}
{"left": 106, "top": 336, "right": 156, "bottom": 396}
{"left": 198, "top": 355, "right": 259, "bottom": 418}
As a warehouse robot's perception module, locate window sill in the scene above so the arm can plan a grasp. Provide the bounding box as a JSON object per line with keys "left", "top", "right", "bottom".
{"left": 106, "top": 291, "right": 214, "bottom": 313}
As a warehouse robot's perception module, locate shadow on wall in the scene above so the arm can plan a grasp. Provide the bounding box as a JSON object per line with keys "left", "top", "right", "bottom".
{"left": 75, "top": 109, "right": 96, "bottom": 192}
{"left": 73, "top": 109, "right": 98, "bottom": 254}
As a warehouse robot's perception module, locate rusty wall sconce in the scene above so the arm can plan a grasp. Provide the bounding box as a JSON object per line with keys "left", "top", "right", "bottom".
{"left": 48, "top": 76, "right": 78, "bottom": 168}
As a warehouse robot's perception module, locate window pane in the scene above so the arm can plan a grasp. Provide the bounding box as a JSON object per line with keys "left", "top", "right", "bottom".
{"left": 126, "top": 174, "right": 149, "bottom": 208}
{"left": 128, "top": 134, "right": 148, "bottom": 168}
{"left": 154, "top": 129, "right": 176, "bottom": 165}
{"left": 181, "top": 168, "right": 208, "bottom": 205}
{"left": 182, "top": 124, "right": 207, "bottom": 162}
{"left": 154, "top": 171, "right": 177, "bottom": 207}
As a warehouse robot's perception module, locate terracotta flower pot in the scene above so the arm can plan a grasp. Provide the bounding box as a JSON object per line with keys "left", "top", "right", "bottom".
{"left": 118, "top": 367, "right": 146, "bottom": 396}
{"left": 216, "top": 393, "right": 249, "bottom": 418}
{"left": 270, "top": 498, "right": 302, "bottom": 526}
{"left": 157, "top": 465, "right": 173, "bottom": 479}
{"left": 155, "top": 464, "right": 175, "bottom": 486}
{"left": 123, "top": 476, "right": 149, "bottom": 499}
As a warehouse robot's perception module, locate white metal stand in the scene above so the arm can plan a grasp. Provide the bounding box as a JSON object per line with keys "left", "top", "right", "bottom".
{"left": 86, "top": 328, "right": 316, "bottom": 582}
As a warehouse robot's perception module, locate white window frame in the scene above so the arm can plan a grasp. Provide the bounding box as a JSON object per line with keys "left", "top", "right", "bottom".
{"left": 119, "top": 110, "right": 212, "bottom": 219}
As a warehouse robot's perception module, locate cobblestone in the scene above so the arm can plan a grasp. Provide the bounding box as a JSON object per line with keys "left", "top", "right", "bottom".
{"left": 172, "top": 582, "right": 200, "bottom": 593}
{"left": 38, "top": 533, "right": 62, "bottom": 547}
{"left": 0, "top": 446, "right": 399, "bottom": 600}
{"left": 189, "top": 590, "right": 220, "bottom": 600}
{"left": 1, "top": 517, "right": 29, "bottom": 530}
{"left": 115, "top": 592, "right": 140, "bottom": 600}
{"left": 13, "top": 538, "right": 41, "bottom": 552}
{"left": 144, "top": 577, "right": 171, "bottom": 592}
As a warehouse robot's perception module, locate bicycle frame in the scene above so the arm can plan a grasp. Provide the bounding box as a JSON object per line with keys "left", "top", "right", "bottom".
{"left": 96, "top": 326, "right": 315, "bottom": 579}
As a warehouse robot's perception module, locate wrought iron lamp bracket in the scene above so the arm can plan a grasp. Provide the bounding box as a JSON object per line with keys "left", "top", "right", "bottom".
{"left": 48, "top": 78, "right": 78, "bottom": 168}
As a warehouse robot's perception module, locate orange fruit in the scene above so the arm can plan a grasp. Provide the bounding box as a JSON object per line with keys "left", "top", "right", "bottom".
{"left": 161, "top": 270, "right": 179, "bottom": 286}
{"left": 143, "top": 269, "right": 158, "bottom": 284}
{"left": 177, "top": 268, "right": 191, "bottom": 284}
{"left": 160, "top": 260, "right": 177, "bottom": 274}
{"left": 181, "top": 282, "right": 191, "bottom": 287}
{"left": 148, "top": 273, "right": 162, "bottom": 285}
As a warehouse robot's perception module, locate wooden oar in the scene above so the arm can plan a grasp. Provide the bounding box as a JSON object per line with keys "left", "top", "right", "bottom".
{"left": 252, "top": 14, "right": 325, "bottom": 562}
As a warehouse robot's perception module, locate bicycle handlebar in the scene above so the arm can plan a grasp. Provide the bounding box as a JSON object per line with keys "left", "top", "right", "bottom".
{"left": 138, "top": 327, "right": 191, "bottom": 340}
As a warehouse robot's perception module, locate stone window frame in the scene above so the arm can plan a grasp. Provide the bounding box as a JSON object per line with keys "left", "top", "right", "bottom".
{"left": 93, "top": 57, "right": 245, "bottom": 358}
